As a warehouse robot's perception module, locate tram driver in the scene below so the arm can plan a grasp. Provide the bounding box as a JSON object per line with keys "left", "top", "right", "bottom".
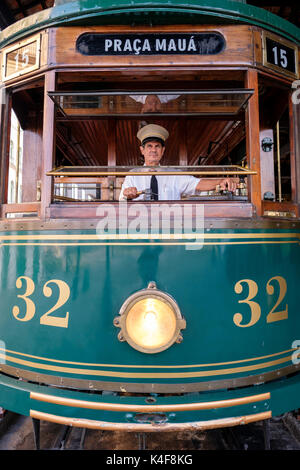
{"left": 119, "top": 124, "right": 239, "bottom": 201}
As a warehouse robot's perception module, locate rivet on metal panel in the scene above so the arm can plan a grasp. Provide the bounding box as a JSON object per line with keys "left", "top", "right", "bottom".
{"left": 147, "top": 281, "right": 157, "bottom": 289}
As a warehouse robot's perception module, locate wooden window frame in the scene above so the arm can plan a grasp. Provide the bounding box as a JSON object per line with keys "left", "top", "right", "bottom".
{"left": 1, "top": 68, "right": 299, "bottom": 221}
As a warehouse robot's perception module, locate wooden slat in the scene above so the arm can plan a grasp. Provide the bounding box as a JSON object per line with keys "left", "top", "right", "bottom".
{"left": 290, "top": 95, "right": 298, "bottom": 203}
{"left": 1, "top": 202, "right": 41, "bottom": 218}
{"left": 245, "top": 69, "right": 262, "bottom": 216}
{"left": 49, "top": 202, "right": 253, "bottom": 219}
{"left": 263, "top": 201, "right": 299, "bottom": 217}
{"left": 117, "top": 120, "right": 139, "bottom": 166}
{"left": 179, "top": 119, "right": 187, "bottom": 165}
{"left": 22, "top": 112, "right": 43, "bottom": 202}
{"left": 295, "top": 96, "right": 300, "bottom": 204}
{"left": 0, "top": 89, "right": 11, "bottom": 205}
{"left": 41, "top": 70, "right": 55, "bottom": 218}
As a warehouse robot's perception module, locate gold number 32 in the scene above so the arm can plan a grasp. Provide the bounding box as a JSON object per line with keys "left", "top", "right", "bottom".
{"left": 12, "top": 276, "right": 70, "bottom": 328}
{"left": 233, "top": 276, "right": 288, "bottom": 328}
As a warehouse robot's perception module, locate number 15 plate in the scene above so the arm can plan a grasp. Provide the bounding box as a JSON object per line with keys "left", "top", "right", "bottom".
{"left": 262, "top": 31, "right": 299, "bottom": 79}
{"left": 1, "top": 34, "right": 41, "bottom": 82}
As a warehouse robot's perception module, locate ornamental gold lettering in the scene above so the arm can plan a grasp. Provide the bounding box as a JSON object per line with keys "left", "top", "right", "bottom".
{"left": 233, "top": 276, "right": 288, "bottom": 327}
{"left": 266, "top": 276, "right": 288, "bottom": 323}
{"left": 12, "top": 276, "right": 71, "bottom": 328}
{"left": 233, "top": 279, "right": 261, "bottom": 327}
{"left": 13, "top": 276, "right": 36, "bottom": 322}
{"left": 40, "top": 280, "right": 70, "bottom": 328}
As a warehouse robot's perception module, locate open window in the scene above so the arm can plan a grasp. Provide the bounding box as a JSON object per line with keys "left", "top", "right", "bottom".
{"left": 259, "top": 76, "right": 296, "bottom": 216}
{"left": 49, "top": 90, "right": 253, "bottom": 117}
{"left": 1, "top": 81, "right": 44, "bottom": 218}
{"left": 47, "top": 89, "right": 254, "bottom": 203}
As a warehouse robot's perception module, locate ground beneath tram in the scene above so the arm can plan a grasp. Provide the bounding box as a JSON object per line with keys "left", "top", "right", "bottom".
{"left": 1, "top": 412, "right": 300, "bottom": 451}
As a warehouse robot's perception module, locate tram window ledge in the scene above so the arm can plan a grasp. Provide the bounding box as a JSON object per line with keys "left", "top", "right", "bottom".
{"left": 0, "top": 203, "right": 41, "bottom": 219}
{"left": 262, "top": 201, "right": 299, "bottom": 219}
{"left": 48, "top": 201, "right": 254, "bottom": 219}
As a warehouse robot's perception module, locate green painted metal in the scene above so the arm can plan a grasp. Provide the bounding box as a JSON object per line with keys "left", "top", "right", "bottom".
{"left": 0, "top": 227, "right": 299, "bottom": 382}
{"left": 0, "top": 1, "right": 299, "bottom": 49}
{"left": 0, "top": 225, "right": 300, "bottom": 423}
{"left": 1, "top": 365, "right": 300, "bottom": 423}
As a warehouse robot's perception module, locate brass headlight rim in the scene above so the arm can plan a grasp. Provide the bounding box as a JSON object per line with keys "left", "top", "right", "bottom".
{"left": 114, "top": 287, "right": 186, "bottom": 354}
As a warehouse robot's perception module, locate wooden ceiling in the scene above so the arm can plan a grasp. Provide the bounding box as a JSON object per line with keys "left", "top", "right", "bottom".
{"left": 55, "top": 118, "right": 245, "bottom": 167}
{"left": 0, "top": 1, "right": 299, "bottom": 30}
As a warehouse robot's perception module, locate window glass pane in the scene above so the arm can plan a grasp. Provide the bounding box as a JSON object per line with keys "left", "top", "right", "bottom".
{"left": 50, "top": 90, "right": 253, "bottom": 117}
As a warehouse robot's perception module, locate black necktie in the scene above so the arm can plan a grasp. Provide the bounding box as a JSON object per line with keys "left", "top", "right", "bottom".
{"left": 150, "top": 175, "right": 158, "bottom": 200}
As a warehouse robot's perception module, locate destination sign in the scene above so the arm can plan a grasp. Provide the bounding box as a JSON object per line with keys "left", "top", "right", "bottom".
{"left": 76, "top": 33, "right": 226, "bottom": 56}
{"left": 263, "top": 33, "right": 298, "bottom": 77}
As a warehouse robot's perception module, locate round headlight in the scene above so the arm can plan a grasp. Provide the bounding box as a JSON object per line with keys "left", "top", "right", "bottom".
{"left": 113, "top": 282, "right": 186, "bottom": 354}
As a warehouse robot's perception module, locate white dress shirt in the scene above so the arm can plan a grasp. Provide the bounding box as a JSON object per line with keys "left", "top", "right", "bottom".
{"left": 129, "top": 95, "right": 180, "bottom": 104}
{"left": 119, "top": 171, "right": 199, "bottom": 201}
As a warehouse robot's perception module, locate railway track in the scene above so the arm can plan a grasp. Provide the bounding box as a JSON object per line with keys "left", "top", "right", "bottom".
{"left": 1, "top": 412, "right": 300, "bottom": 451}
{"left": 201, "top": 414, "right": 300, "bottom": 451}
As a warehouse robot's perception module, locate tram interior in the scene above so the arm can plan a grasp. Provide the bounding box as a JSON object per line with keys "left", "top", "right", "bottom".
{"left": 6, "top": 71, "right": 293, "bottom": 209}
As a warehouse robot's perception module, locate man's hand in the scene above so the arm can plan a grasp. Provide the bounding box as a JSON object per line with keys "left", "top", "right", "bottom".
{"left": 196, "top": 177, "right": 240, "bottom": 193}
{"left": 219, "top": 178, "right": 240, "bottom": 192}
{"left": 123, "top": 187, "right": 139, "bottom": 199}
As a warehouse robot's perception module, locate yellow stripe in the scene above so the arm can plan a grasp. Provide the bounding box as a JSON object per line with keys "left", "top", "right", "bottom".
{"left": 1, "top": 241, "right": 298, "bottom": 247}
{"left": 30, "top": 391, "right": 270, "bottom": 411}
{"left": 1, "top": 232, "right": 299, "bottom": 246}
{"left": 0, "top": 346, "right": 295, "bottom": 369}
{"left": 0, "top": 233, "right": 299, "bottom": 241}
{"left": 0, "top": 352, "right": 293, "bottom": 378}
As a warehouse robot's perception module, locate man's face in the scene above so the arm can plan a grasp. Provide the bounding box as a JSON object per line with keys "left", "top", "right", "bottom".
{"left": 141, "top": 95, "right": 162, "bottom": 113}
{"left": 140, "top": 140, "right": 165, "bottom": 166}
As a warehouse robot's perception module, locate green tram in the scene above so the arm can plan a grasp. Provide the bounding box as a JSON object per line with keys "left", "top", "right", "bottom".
{"left": 0, "top": 0, "right": 300, "bottom": 444}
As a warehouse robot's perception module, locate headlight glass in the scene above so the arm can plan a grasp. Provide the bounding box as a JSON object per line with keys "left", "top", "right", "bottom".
{"left": 113, "top": 283, "right": 186, "bottom": 354}
{"left": 125, "top": 297, "right": 177, "bottom": 350}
